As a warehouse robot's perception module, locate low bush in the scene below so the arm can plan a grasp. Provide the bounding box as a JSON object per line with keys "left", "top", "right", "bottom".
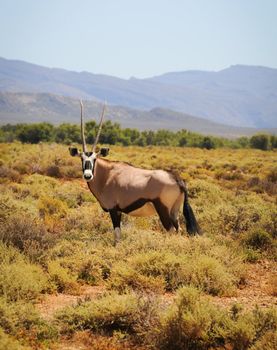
{"left": 45, "top": 165, "right": 62, "bottom": 178}
{"left": 215, "top": 169, "right": 244, "bottom": 181}
{"left": 0, "top": 165, "right": 21, "bottom": 183}
{"left": 64, "top": 204, "right": 112, "bottom": 237}
{"left": 108, "top": 250, "right": 239, "bottom": 296}
{"left": 243, "top": 248, "right": 262, "bottom": 263}
{"left": 55, "top": 182, "right": 95, "bottom": 208}
{"left": 0, "top": 263, "right": 49, "bottom": 302}
{"left": 56, "top": 292, "right": 157, "bottom": 336}
{"left": 38, "top": 195, "right": 68, "bottom": 219}
{"left": 246, "top": 176, "right": 277, "bottom": 196}
{"left": 47, "top": 260, "right": 80, "bottom": 294}
{"left": 77, "top": 256, "right": 107, "bottom": 285}
{"left": 244, "top": 230, "right": 273, "bottom": 250}
{"left": 47, "top": 240, "right": 107, "bottom": 286}
{"left": 0, "top": 328, "right": 30, "bottom": 350}
{"left": 107, "top": 263, "right": 165, "bottom": 293}
{"left": 189, "top": 255, "right": 237, "bottom": 296}
{"left": 249, "top": 331, "right": 277, "bottom": 350}
{"left": 155, "top": 286, "right": 230, "bottom": 350}
{"left": 0, "top": 243, "right": 50, "bottom": 301}
{"left": 0, "top": 297, "right": 57, "bottom": 344}
{"left": 0, "top": 213, "right": 56, "bottom": 262}
{"left": 153, "top": 287, "right": 277, "bottom": 350}
{"left": 242, "top": 229, "right": 275, "bottom": 251}
{"left": 21, "top": 173, "right": 58, "bottom": 197}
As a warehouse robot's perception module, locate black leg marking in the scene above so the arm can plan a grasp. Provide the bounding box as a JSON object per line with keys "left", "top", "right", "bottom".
{"left": 153, "top": 199, "right": 173, "bottom": 231}
{"left": 109, "top": 209, "right": 122, "bottom": 229}
{"left": 109, "top": 209, "right": 122, "bottom": 245}
{"left": 120, "top": 198, "right": 148, "bottom": 214}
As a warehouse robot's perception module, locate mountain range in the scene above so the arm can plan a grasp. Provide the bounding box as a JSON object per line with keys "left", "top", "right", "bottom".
{"left": 1, "top": 91, "right": 275, "bottom": 138}
{"left": 0, "top": 57, "right": 276, "bottom": 132}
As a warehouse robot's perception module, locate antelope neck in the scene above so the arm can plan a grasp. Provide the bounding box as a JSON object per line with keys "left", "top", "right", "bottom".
{"left": 87, "top": 158, "right": 110, "bottom": 198}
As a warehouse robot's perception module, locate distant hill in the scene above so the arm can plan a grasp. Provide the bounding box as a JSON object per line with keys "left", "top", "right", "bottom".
{"left": 1, "top": 92, "right": 275, "bottom": 138}
{"left": 0, "top": 57, "right": 277, "bottom": 128}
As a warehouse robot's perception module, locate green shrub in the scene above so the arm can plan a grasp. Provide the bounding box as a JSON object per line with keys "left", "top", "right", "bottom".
{"left": 47, "top": 260, "right": 80, "bottom": 294}
{"left": 45, "top": 165, "right": 62, "bottom": 178}
{"left": 0, "top": 243, "right": 50, "bottom": 301}
{"left": 155, "top": 286, "right": 230, "bottom": 350}
{"left": 16, "top": 123, "right": 54, "bottom": 144}
{"left": 77, "top": 256, "right": 107, "bottom": 285}
{"left": 200, "top": 136, "right": 216, "bottom": 150}
{"left": 0, "top": 263, "right": 49, "bottom": 302}
{"left": 131, "top": 251, "right": 187, "bottom": 291}
{"left": 0, "top": 328, "right": 30, "bottom": 350}
{"left": 56, "top": 292, "right": 153, "bottom": 335}
{"left": 64, "top": 204, "right": 112, "bottom": 237}
{"left": 55, "top": 182, "right": 95, "bottom": 208}
{"left": 108, "top": 249, "right": 239, "bottom": 296}
{"left": 243, "top": 230, "right": 274, "bottom": 251}
{"left": 246, "top": 176, "right": 277, "bottom": 196}
{"left": 251, "top": 307, "right": 277, "bottom": 343}
{"left": 215, "top": 169, "right": 243, "bottom": 181}
{"left": 0, "top": 165, "right": 21, "bottom": 183}
{"left": 47, "top": 240, "right": 106, "bottom": 286}
{"left": 243, "top": 248, "right": 262, "bottom": 263}
{"left": 189, "top": 255, "right": 236, "bottom": 296}
{"left": 250, "top": 134, "right": 271, "bottom": 150}
{"left": 0, "top": 297, "right": 57, "bottom": 343}
{"left": 38, "top": 195, "right": 68, "bottom": 219}
{"left": 250, "top": 331, "right": 277, "bottom": 350}
{"left": 0, "top": 213, "right": 56, "bottom": 262}
{"left": 107, "top": 262, "right": 165, "bottom": 293}
{"left": 153, "top": 287, "right": 277, "bottom": 350}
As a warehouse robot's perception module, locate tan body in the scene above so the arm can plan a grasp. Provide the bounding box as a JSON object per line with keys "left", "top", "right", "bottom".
{"left": 88, "top": 158, "right": 184, "bottom": 219}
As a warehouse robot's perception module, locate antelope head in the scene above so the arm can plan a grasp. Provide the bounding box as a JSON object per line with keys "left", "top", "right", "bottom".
{"left": 69, "top": 100, "right": 109, "bottom": 182}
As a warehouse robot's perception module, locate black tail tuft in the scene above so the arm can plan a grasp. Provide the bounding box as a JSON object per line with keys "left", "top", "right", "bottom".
{"left": 183, "top": 188, "right": 201, "bottom": 235}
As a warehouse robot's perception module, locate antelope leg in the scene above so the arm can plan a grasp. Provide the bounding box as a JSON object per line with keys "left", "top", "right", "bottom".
{"left": 109, "top": 209, "right": 122, "bottom": 246}
{"left": 114, "top": 227, "right": 121, "bottom": 246}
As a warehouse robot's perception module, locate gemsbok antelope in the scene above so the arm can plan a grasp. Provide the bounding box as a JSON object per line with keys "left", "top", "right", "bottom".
{"left": 69, "top": 101, "right": 200, "bottom": 245}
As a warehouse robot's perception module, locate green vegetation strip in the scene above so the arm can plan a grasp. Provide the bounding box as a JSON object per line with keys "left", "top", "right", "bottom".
{"left": 1, "top": 122, "right": 277, "bottom": 149}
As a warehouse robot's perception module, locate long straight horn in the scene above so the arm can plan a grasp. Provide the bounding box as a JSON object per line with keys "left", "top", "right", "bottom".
{"left": 92, "top": 102, "right": 106, "bottom": 152}
{"left": 80, "top": 100, "right": 87, "bottom": 153}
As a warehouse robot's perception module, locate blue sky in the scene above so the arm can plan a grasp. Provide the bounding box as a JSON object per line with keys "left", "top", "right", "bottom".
{"left": 0, "top": 0, "right": 276, "bottom": 78}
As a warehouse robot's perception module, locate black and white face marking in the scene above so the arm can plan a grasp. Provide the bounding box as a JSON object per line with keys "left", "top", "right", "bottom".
{"left": 81, "top": 152, "right": 96, "bottom": 182}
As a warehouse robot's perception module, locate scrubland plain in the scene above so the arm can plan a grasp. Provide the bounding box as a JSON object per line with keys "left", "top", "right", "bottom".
{"left": 0, "top": 143, "right": 276, "bottom": 349}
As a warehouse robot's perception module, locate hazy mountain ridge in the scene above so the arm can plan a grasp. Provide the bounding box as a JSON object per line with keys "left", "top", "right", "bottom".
{"left": 0, "top": 57, "right": 276, "bottom": 128}
{"left": 1, "top": 91, "right": 276, "bottom": 138}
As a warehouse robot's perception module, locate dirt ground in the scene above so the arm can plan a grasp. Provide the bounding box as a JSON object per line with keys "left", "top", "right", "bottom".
{"left": 212, "top": 259, "right": 277, "bottom": 310}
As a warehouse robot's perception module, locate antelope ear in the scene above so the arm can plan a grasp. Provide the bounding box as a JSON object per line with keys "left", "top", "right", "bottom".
{"left": 99, "top": 147, "right": 109, "bottom": 157}
{"left": 69, "top": 147, "right": 79, "bottom": 157}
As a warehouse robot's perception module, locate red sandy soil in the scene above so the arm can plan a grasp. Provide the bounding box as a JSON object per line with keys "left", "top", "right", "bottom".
{"left": 211, "top": 259, "right": 276, "bottom": 310}
{"left": 36, "top": 285, "right": 105, "bottom": 321}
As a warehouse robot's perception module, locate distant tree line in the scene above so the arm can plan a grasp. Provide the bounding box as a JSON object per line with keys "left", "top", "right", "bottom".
{"left": 0, "top": 122, "right": 276, "bottom": 150}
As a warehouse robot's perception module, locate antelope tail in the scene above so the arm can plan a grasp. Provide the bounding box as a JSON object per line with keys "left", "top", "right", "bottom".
{"left": 178, "top": 179, "right": 200, "bottom": 235}
{"left": 183, "top": 189, "right": 200, "bottom": 235}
